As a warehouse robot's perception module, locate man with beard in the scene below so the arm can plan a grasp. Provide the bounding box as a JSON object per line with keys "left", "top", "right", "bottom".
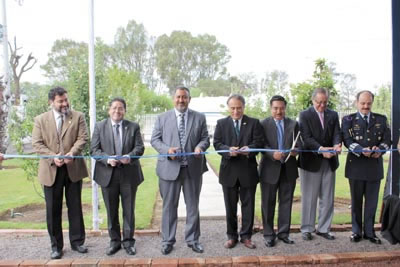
{"left": 342, "top": 90, "right": 391, "bottom": 244}
{"left": 151, "top": 86, "right": 210, "bottom": 255}
{"left": 32, "top": 87, "right": 89, "bottom": 259}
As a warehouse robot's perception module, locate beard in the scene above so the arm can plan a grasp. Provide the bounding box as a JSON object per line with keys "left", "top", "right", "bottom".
{"left": 55, "top": 105, "right": 70, "bottom": 115}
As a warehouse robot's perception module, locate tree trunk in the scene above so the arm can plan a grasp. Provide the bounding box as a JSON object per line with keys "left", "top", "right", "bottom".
{"left": 0, "top": 82, "right": 9, "bottom": 170}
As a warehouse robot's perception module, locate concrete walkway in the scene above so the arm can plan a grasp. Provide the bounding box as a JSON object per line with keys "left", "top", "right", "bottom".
{"left": 178, "top": 162, "right": 227, "bottom": 218}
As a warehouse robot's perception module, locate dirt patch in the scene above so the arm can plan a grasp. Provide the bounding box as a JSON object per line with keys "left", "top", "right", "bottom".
{"left": 0, "top": 203, "right": 92, "bottom": 223}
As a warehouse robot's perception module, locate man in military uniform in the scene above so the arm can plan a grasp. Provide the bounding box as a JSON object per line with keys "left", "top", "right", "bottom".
{"left": 342, "top": 90, "right": 391, "bottom": 244}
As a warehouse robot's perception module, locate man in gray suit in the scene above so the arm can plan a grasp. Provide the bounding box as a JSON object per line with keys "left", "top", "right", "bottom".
{"left": 259, "top": 95, "right": 299, "bottom": 247}
{"left": 91, "top": 97, "right": 145, "bottom": 256}
{"left": 151, "top": 86, "right": 210, "bottom": 255}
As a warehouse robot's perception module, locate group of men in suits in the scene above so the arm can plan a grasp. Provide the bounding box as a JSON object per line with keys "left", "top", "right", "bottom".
{"left": 28, "top": 85, "right": 393, "bottom": 259}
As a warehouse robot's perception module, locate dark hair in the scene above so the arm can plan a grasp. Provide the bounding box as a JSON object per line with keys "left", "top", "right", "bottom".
{"left": 311, "top": 88, "right": 329, "bottom": 100}
{"left": 174, "top": 86, "right": 191, "bottom": 97}
{"left": 270, "top": 95, "right": 287, "bottom": 106}
{"left": 109, "top": 97, "right": 127, "bottom": 110}
{"left": 48, "top": 87, "right": 67, "bottom": 101}
{"left": 227, "top": 94, "right": 246, "bottom": 106}
{"left": 356, "top": 90, "right": 375, "bottom": 101}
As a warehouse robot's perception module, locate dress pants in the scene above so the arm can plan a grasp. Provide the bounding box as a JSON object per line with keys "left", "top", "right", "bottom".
{"left": 44, "top": 165, "right": 85, "bottom": 252}
{"left": 300, "top": 159, "right": 335, "bottom": 234}
{"left": 349, "top": 179, "right": 381, "bottom": 237}
{"left": 159, "top": 167, "right": 202, "bottom": 246}
{"left": 261, "top": 165, "right": 296, "bottom": 240}
{"left": 222, "top": 180, "right": 257, "bottom": 241}
{"left": 101, "top": 168, "right": 138, "bottom": 248}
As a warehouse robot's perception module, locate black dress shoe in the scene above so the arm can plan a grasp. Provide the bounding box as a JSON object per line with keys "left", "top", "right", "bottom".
{"left": 364, "top": 235, "right": 382, "bottom": 244}
{"left": 50, "top": 250, "right": 62, "bottom": 259}
{"left": 316, "top": 232, "right": 335, "bottom": 240}
{"left": 302, "top": 232, "right": 313, "bottom": 241}
{"left": 106, "top": 245, "right": 121, "bottom": 256}
{"left": 278, "top": 236, "right": 294, "bottom": 244}
{"left": 124, "top": 246, "right": 136, "bottom": 255}
{"left": 264, "top": 239, "right": 275, "bottom": 247}
{"left": 188, "top": 242, "right": 204, "bottom": 253}
{"left": 161, "top": 244, "right": 173, "bottom": 255}
{"left": 71, "top": 245, "right": 88, "bottom": 253}
{"left": 350, "top": 233, "right": 362, "bottom": 242}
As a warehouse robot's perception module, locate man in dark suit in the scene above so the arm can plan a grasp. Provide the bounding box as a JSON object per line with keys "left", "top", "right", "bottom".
{"left": 91, "top": 97, "right": 145, "bottom": 256}
{"left": 259, "top": 95, "right": 299, "bottom": 247}
{"left": 151, "top": 86, "right": 209, "bottom": 255}
{"left": 32, "top": 87, "right": 89, "bottom": 259}
{"left": 213, "top": 94, "right": 264, "bottom": 249}
{"left": 298, "top": 88, "right": 341, "bottom": 241}
{"left": 342, "top": 90, "right": 391, "bottom": 244}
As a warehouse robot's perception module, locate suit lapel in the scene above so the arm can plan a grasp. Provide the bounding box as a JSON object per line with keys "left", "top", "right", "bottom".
{"left": 61, "top": 111, "right": 72, "bottom": 138}
{"left": 184, "top": 109, "right": 194, "bottom": 146}
{"left": 106, "top": 118, "right": 116, "bottom": 155}
{"left": 311, "top": 108, "right": 323, "bottom": 135}
{"left": 47, "top": 111, "right": 58, "bottom": 139}
{"left": 121, "top": 120, "right": 128, "bottom": 147}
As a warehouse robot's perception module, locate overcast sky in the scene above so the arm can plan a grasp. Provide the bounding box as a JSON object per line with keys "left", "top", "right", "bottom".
{"left": 3, "top": 0, "right": 392, "bottom": 91}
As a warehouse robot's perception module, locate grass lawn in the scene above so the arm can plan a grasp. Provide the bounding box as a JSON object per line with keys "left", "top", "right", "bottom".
{"left": 0, "top": 147, "right": 159, "bottom": 229}
{"left": 206, "top": 149, "right": 389, "bottom": 225}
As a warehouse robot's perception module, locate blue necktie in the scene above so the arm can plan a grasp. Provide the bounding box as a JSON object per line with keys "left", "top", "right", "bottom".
{"left": 277, "top": 120, "right": 284, "bottom": 151}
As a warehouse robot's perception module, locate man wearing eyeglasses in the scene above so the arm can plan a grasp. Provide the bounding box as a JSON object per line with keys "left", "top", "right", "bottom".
{"left": 298, "top": 88, "right": 342, "bottom": 242}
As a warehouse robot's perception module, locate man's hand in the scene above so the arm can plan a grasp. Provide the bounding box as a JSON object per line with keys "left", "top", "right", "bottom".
{"left": 289, "top": 149, "right": 298, "bottom": 157}
{"left": 239, "top": 146, "right": 250, "bottom": 156}
{"left": 371, "top": 146, "right": 381, "bottom": 158}
{"left": 320, "top": 147, "right": 334, "bottom": 159}
{"left": 273, "top": 151, "right": 284, "bottom": 161}
{"left": 0, "top": 153, "right": 4, "bottom": 161}
{"left": 168, "top": 147, "right": 180, "bottom": 160}
{"left": 333, "top": 144, "right": 342, "bottom": 155}
{"left": 120, "top": 155, "right": 131, "bottom": 164}
{"left": 64, "top": 152, "right": 74, "bottom": 164}
{"left": 194, "top": 147, "right": 203, "bottom": 158}
{"left": 362, "top": 147, "right": 373, "bottom": 157}
{"left": 107, "top": 156, "right": 119, "bottom": 167}
{"left": 229, "top": 147, "right": 239, "bottom": 157}
{"left": 54, "top": 153, "right": 65, "bottom": 167}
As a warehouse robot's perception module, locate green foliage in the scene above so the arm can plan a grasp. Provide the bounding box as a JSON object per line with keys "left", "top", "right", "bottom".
{"left": 374, "top": 83, "right": 392, "bottom": 123}
{"left": 155, "top": 31, "right": 230, "bottom": 94}
{"left": 193, "top": 78, "right": 231, "bottom": 96}
{"left": 290, "top": 58, "right": 339, "bottom": 114}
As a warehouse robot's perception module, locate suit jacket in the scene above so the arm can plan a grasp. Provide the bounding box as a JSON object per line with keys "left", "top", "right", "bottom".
{"left": 151, "top": 109, "right": 210, "bottom": 181}
{"left": 213, "top": 115, "right": 264, "bottom": 188}
{"left": 341, "top": 112, "right": 391, "bottom": 181}
{"left": 91, "top": 118, "right": 145, "bottom": 187}
{"left": 259, "top": 117, "right": 299, "bottom": 185}
{"left": 298, "top": 107, "right": 341, "bottom": 172}
{"left": 32, "top": 110, "right": 89, "bottom": 186}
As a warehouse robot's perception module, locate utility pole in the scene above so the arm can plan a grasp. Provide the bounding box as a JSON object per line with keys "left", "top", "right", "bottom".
{"left": 1, "top": 0, "right": 11, "bottom": 99}
{"left": 88, "top": 0, "right": 99, "bottom": 230}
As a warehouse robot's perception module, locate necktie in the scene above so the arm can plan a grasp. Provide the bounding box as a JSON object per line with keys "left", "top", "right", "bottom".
{"left": 58, "top": 115, "right": 64, "bottom": 154}
{"left": 277, "top": 120, "right": 284, "bottom": 151}
{"left": 363, "top": 115, "right": 369, "bottom": 127}
{"left": 178, "top": 113, "right": 187, "bottom": 164}
{"left": 114, "top": 124, "right": 122, "bottom": 156}
{"left": 319, "top": 112, "right": 324, "bottom": 129}
{"left": 234, "top": 120, "right": 240, "bottom": 137}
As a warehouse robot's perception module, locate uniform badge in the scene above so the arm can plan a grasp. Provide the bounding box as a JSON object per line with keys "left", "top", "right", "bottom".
{"left": 375, "top": 123, "right": 381, "bottom": 129}
{"left": 355, "top": 136, "right": 359, "bottom": 140}
{"left": 354, "top": 124, "right": 360, "bottom": 131}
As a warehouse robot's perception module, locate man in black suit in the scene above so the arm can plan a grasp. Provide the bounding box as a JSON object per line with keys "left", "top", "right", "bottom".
{"left": 91, "top": 97, "right": 145, "bottom": 256}
{"left": 298, "top": 88, "right": 341, "bottom": 241}
{"left": 342, "top": 90, "right": 391, "bottom": 244}
{"left": 259, "top": 95, "right": 299, "bottom": 247}
{"left": 213, "top": 94, "right": 264, "bottom": 249}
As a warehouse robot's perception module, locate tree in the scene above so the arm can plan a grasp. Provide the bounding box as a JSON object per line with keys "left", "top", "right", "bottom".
{"left": 155, "top": 31, "right": 230, "bottom": 94}
{"left": 374, "top": 83, "right": 392, "bottom": 122}
{"left": 9, "top": 37, "right": 37, "bottom": 105}
{"left": 0, "top": 79, "right": 10, "bottom": 169}
{"left": 338, "top": 73, "right": 357, "bottom": 110}
{"left": 290, "top": 58, "right": 339, "bottom": 116}
{"left": 193, "top": 78, "right": 231, "bottom": 96}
